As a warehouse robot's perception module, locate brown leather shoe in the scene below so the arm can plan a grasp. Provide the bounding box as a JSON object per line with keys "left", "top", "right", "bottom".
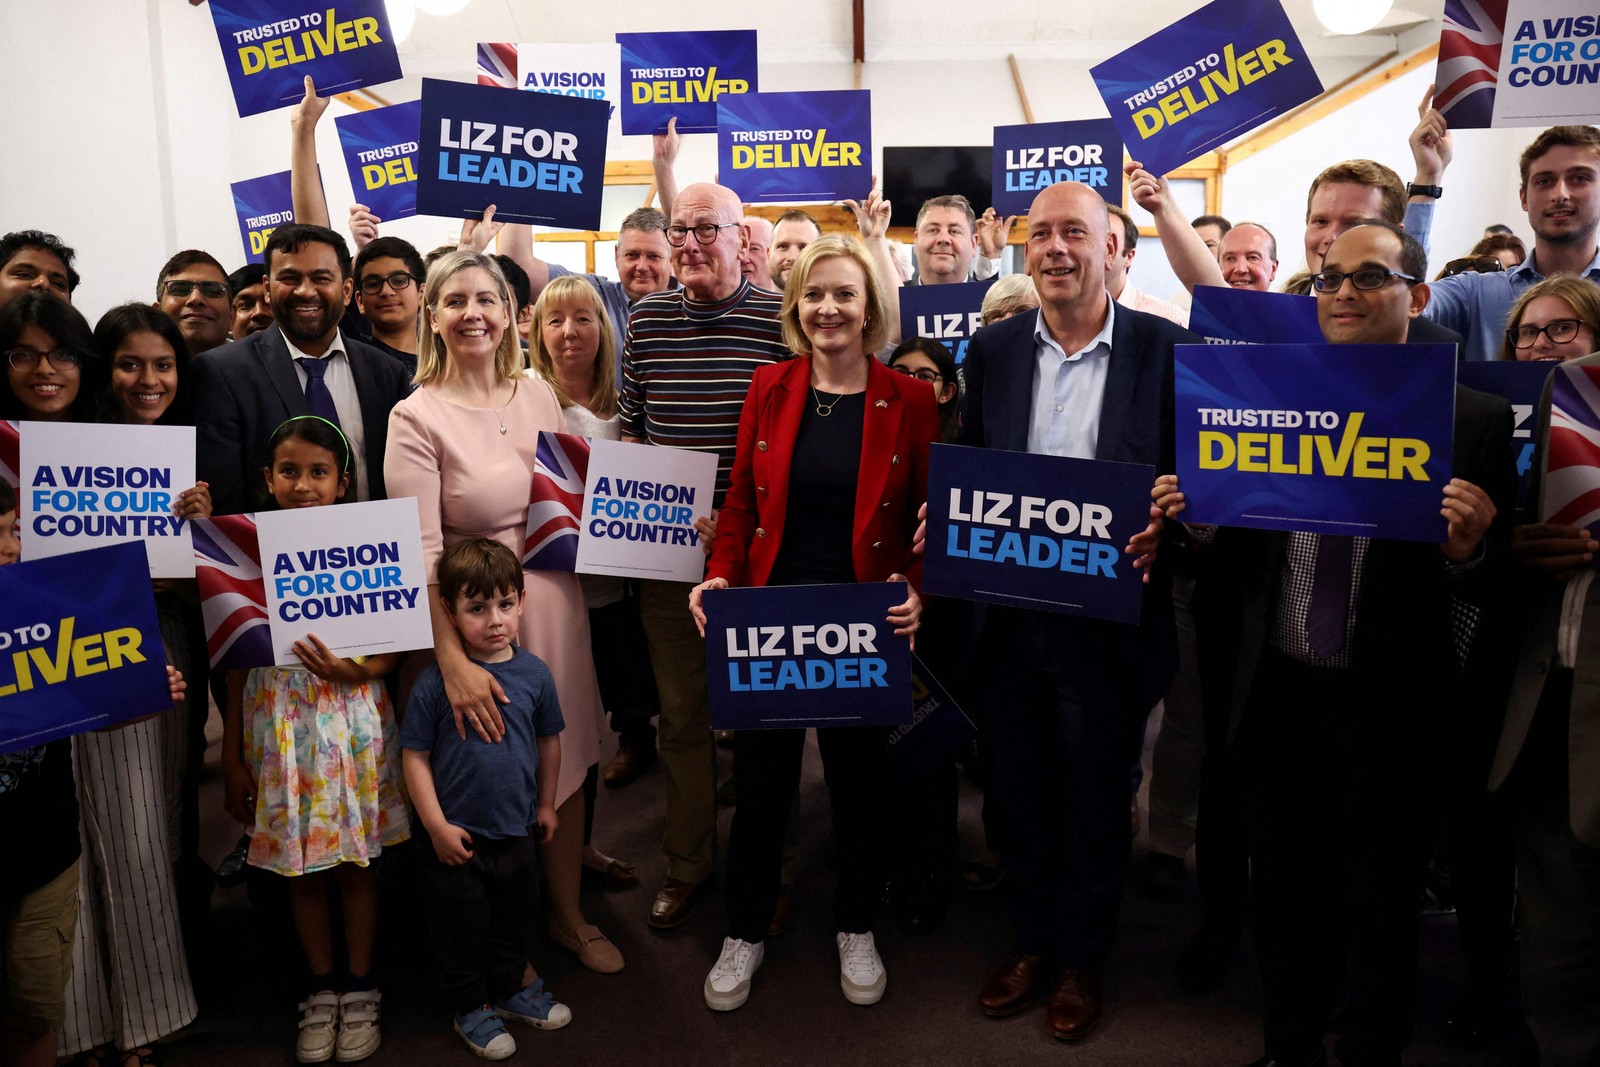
{"left": 648, "top": 877, "right": 704, "bottom": 929}
{"left": 767, "top": 887, "right": 795, "bottom": 938}
{"left": 978, "top": 954, "right": 1047, "bottom": 1018}
{"left": 1046, "top": 966, "right": 1103, "bottom": 1041}
{"left": 602, "top": 746, "right": 655, "bottom": 788}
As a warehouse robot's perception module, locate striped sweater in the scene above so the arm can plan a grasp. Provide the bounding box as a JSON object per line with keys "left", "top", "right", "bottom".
{"left": 619, "top": 279, "right": 790, "bottom": 505}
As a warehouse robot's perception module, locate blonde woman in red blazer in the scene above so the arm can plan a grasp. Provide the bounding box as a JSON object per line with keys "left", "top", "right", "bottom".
{"left": 688, "top": 234, "right": 939, "bottom": 1014}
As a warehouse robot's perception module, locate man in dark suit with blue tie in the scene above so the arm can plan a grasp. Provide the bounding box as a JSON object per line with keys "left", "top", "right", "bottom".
{"left": 963, "top": 181, "right": 1193, "bottom": 1042}
{"left": 192, "top": 224, "right": 412, "bottom": 515}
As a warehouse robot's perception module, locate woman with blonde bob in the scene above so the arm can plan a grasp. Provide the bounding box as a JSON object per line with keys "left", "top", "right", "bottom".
{"left": 688, "top": 234, "right": 940, "bottom": 1012}
{"left": 980, "top": 273, "right": 1041, "bottom": 326}
{"left": 386, "top": 251, "right": 623, "bottom": 975}
{"left": 1497, "top": 275, "right": 1600, "bottom": 363}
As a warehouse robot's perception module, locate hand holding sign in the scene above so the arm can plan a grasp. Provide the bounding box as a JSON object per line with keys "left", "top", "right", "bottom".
{"left": 292, "top": 632, "right": 384, "bottom": 685}
{"left": 1124, "top": 159, "right": 1168, "bottom": 215}
{"left": 1512, "top": 522, "right": 1598, "bottom": 582}
{"left": 885, "top": 574, "right": 921, "bottom": 644}
{"left": 289, "top": 75, "right": 330, "bottom": 132}
{"left": 1126, "top": 493, "right": 1167, "bottom": 583}
{"left": 458, "top": 205, "right": 503, "bottom": 253}
{"left": 688, "top": 576, "right": 730, "bottom": 636}
{"left": 1440, "top": 478, "right": 1498, "bottom": 562}
{"left": 1409, "top": 84, "right": 1452, "bottom": 187}
{"left": 174, "top": 482, "right": 212, "bottom": 522}
{"left": 348, "top": 204, "right": 380, "bottom": 249}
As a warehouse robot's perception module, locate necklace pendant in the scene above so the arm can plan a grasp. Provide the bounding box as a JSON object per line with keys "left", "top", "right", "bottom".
{"left": 499, "top": 425, "right": 508, "bottom": 435}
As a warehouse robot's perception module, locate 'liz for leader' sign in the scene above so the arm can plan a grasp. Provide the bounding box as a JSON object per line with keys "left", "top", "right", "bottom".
{"left": 416, "top": 78, "right": 609, "bottom": 230}
{"left": 991, "top": 119, "right": 1121, "bottom": 216}
{"left": 704, "top": 582, "right": 912, "bottom": 731}
{"left": 255, "top": 498, "right": 432, "bottom": 666}
{"left": 21, "top": 423, "right": 197, "bottom": 579}
{"left": 336, "top": 101, "right": 421, "bottom": 222}
{"left": 898, "top": 279, "right": 994, "bottom": 365}
{"left": 718, "top": 90, "right": 872, "bottom": 204}
{"left": 232, "top": 170, "right": 297, "bottom": 265}
{"left": 0, "top": 542, "right": 170, "bottom": 754}
{"left": 617, "top": 30, "right": 758, "bottom": 135}
{"left": 208, "top": 0, "right": 402, "bottom": 118}
{"left": 922, "top": 444, "right": 1154, "bottom": 624}
{"left": 525, "top": 433, "right": 716, "bottom": 583}
{"left": 1090, "top": 0, "right": 1322, "bottom": 175}
{"left": 1175, "top": 343, "right": 1457, "bottom": 541}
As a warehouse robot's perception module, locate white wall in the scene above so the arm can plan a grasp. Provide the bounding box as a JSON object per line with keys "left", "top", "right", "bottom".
{"left": 0, "top": 3, "right": 1534, "bottom": 323}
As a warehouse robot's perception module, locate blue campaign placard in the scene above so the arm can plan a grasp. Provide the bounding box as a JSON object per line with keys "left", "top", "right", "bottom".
{"left": 991, "top": 119, "right": 1122, "bottom": 216}
{"left": 704, "top": 582, "right": 912, "bottom": 731}
{"left": 718, "top": 90, "right": 872, "bottom": 204}
{"left": 208, "top": 0, "right": 403, "bottom": 118}
{"left": 415, "top": 78, "right": 610, "bottom": 230}
{"left": 1189, "top": 284, "right": 1323, "bottom": 344}
{"left": 231, "top": 170, "right": 297, "bottom": 265}
{"left": 898, "top": 279, "right": 996, "bottom": 365}
{"left": 0, "top": 542, "right": 171, "bottom": 754}
{"left": 1090, "top": 0, "right": 1323, "bottom": 175}
{"left": 335, "top": 100, "right": 421, "bottom": 222}
{"left": 1175, "top": 342, "right": 1457, "bottom": 541}
{"left": 886, "top": 656, "right": 977, "bottom": 781}
{"left": 922, "top": 444, "right": 1154, "bottom": 624}
{"left": 616, "top": 29, "right": 758, "bottom": 135}
{"left": 1458, "top": 360, "right": 1556, "bottom": 510}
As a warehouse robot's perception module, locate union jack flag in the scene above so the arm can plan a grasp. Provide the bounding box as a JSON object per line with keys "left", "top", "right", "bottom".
{"left": 1543, "top": 364, "right": 1600, "bottom": 531}
{"left": 477, "top": 42, "right": 518, "bottom": 89}
{"left": 524, "top": 431, "right": 589, "bottom": 572}
{"left": 193, "top": 514, "right": 274, "bottom": 671}
{"left": 1434, "top": 0, "right": 1508, "bottom": 129}
{"left": 0, "top": 420, "right": 17, "bottom": 489}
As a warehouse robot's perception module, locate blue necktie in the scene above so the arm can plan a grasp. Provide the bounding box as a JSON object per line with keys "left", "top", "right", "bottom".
{"left": 296, "top": 356, "right": 341, "bottom": 428}
{"left": 1306, "top": 534, "right": 1352, "bottom": 660}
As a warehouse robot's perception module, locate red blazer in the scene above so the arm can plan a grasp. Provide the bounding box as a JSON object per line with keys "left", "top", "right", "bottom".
{"left": 707, "top": 355, "right": 940, "bottom": 590}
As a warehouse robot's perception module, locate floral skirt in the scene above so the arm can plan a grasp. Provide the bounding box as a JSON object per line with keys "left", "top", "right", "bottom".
{"left": 243, "top": 667, "right": 410, "bottom": 876}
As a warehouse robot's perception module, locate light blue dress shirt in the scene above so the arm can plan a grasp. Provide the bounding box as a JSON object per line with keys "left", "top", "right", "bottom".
{"left": 1025, "top": 294, "right": 1115, "bottom": 460}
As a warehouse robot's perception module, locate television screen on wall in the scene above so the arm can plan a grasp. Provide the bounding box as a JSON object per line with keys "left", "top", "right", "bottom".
{"left": 882, "top": 146, "right": 993, "bottom": 229}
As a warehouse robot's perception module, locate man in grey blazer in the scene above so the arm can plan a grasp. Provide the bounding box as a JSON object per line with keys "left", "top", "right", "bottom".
{"left": 192, "top": 224, "right": 411, "bottom": 515}
{"left": 1490, "top": 349, "right": 1600, "bottom": 1067}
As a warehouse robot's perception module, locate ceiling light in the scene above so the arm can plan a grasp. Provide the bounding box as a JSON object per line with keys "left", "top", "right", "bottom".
{"left": 384, "top": 0, "right": 415, "bottom": 44}
{"left": 1312, "top": 0, "right": 1394, "bottom": 35}
{"left": 414, "top": 0, "right": 473, "bottom": 15}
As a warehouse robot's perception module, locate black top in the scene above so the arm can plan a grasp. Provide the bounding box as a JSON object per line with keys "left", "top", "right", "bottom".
{"left": 0, "top": 740, "right": 81, "bottom": 902}
{"left": 769, "top": 390, "right": 865, "bottom": 586}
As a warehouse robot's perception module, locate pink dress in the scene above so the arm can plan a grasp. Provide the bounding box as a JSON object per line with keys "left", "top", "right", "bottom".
{"left": 385, "top": 379, "right": 602, "bottom": 808}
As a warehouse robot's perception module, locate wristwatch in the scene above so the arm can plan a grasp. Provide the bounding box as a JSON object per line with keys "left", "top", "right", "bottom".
{"left": 1407, "top": 183, "right": 1443, "bottom": 199}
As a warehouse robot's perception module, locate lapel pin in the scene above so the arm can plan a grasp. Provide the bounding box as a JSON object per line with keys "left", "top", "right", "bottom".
{"left": 875, "top": 399, "right": 888, "bottom": 408}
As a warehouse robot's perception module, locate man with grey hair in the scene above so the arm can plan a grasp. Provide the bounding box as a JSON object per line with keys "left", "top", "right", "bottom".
{"left": 1218, "top": 223, "right": 1280, "bottom": 291}
{"left": 740, "top": 215, "right": 775, "bottom": 290}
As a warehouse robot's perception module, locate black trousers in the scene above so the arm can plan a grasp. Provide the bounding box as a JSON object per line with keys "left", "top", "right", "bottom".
{"left": 417, "top": 834, "right": 541, "bottom": 1013}
{"left": 724, "top": 727, "right": 888, "bottom": 944}
{"left": 588, "top": 585, "right": 660, "bottom": 751}
{"left": 1242, "top": 650, "right": 1432, "bottom": 1064}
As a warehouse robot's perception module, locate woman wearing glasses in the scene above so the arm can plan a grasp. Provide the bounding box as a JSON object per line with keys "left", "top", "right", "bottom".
{"left": 887, "top": 338, "right": 959, "bottom": 443}
{"left": 1, "top": 292, "right": 107, "bottom": 423}
{"left": 687, "top": 234, "right": 938, "bottom": 1011}
{"left": 1498, "top": 276, "right": 1600, "bottom": 362}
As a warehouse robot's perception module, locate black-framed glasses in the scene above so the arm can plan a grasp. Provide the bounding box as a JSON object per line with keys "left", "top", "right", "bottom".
{"left": 162, "top": 279, "right": 229, "bottom": 299}
{"left": 891, "top": 366, "right": 944, "bottom": 384}
{"left": 1310, "top": 268, "right": 1419, "bottom": 293}
{"left": 6, "top": 347, "right": 82, "bottom": 371}
{"left": 1508, "top": 318, "right": 1584, "bottom": 349}
{"left": 1441, "top": 256, "right": 1506, "bottom": 278}
{"left": 665, "top": 222, "right": 739, "bottom": 247}
{"left": 359, "top": 271, "right": 420, "bottom": 295}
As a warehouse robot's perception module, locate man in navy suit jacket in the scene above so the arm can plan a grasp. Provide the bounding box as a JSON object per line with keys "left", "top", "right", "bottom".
{"left": 963, "top": 182, "right": 1194, "bottom": 1043}
{"left": 191, "top": 224, "right": 411, "bottom": 515}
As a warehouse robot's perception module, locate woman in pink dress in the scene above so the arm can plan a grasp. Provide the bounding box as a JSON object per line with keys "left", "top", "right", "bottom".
{"left": 386, "top": 250, "right": 621, "bottom": 973}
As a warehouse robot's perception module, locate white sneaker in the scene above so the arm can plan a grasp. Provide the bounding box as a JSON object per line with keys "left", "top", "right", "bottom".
{"left": 335, "top": 989, "right": 381, "bottom": 1062}
{"left": 296, "top": 990, "right": 340, "bottom": 1063}
{"left": 837, "top": 931, "right": 886, "bottom": 1005}
{"left": 704, "top": 937, "right": 764, "bottom": 1011}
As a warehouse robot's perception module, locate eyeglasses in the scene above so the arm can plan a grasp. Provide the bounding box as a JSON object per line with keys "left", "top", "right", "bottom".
{"left": 1508, "top": 318, "right": 1584, "bottom": 348}
{"left": 665, "top": 222, "right": 739, "bottom": 247}
{"left": 1309, "top": 268, "right": 1418, "bottom": 293}
{"left": 359, "top": 271, "right": 420, "bottom": 295}
{"left": 1441, "top": 256, "right": 1506, "bottom": 278}
{"left": 161, "top": 279, "right": 229, "bottom": 299}
{"left": 890, "top": 366, "right": 944, "bottom": 384}
{"left": 6, "top": 348, "right": 82, "bottom": 371}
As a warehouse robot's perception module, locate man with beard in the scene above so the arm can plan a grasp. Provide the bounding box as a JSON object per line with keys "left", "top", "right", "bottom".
{"left": 0, "top": 230, "right": 78, "bottom": 306}
{"left": 155, "top": 250, "right": 233, "bottom": 357}
{"left": 770, "top": 209, "right": 823, "bottom": 291}
{"left": 228, "top": 264, "right": 273, "bottom": 339}
{"left": 193, "top": 224, "right": 411, "bottom": 514}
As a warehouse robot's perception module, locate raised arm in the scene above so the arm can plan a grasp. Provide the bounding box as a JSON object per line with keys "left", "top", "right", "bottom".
{"left": 845, "top": 185, "right": 902, "bottom": 346}
{"left": 1125, "top": 160, "right": 1224, "bottom": 293}
{"left": 289, "top": 76, "right": 332, "bottom": 230}
{"left": 652, "top": 116, "right": 681, "bottom": 219}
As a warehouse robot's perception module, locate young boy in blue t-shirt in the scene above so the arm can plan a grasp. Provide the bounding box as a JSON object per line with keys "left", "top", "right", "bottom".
{"left": 400, "top": 537, "right": 569, "bottom": 1060}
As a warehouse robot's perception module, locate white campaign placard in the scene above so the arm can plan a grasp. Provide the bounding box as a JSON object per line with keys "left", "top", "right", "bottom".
{"left": 255, "top": 497, "right": 434, "bottom": 667}
{"left": 517, "top": 42, "right": 625, "bottom": 147}
{"left": 578, "top": 438, "right": 716, "bottom": 582}
{"left": 1492, "top": 0, "right": 1600, "bottom": 127}
{"left": 20, "top": 422, "right": 197, "bottom": 578}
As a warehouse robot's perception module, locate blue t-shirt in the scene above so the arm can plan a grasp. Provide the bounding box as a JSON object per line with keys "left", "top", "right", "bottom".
{"left": 400, "top": 648, "right": 565, "bottom": 840}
